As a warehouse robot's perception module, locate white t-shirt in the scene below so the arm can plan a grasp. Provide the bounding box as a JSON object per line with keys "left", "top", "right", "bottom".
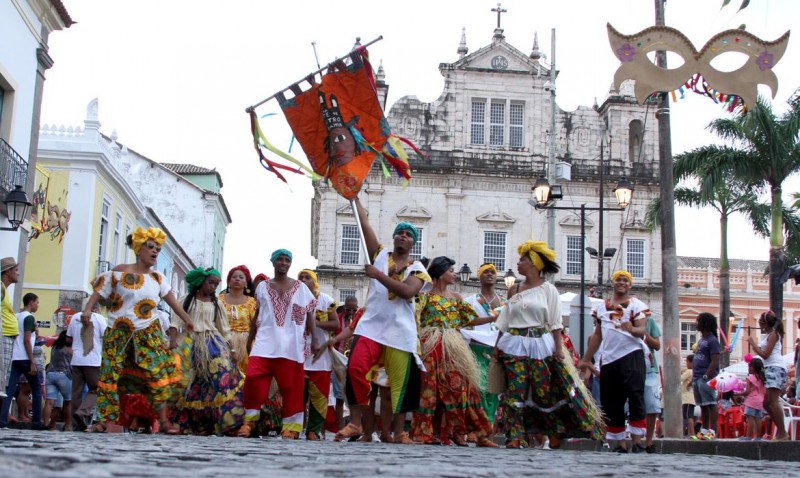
{"left": 11, "top": 312, "right": 36, "bottom": 361}
{"left": 594, "top": 297, "right": 649, "bottom": 366}
{"left": 760, "top": 333, "right": 785, "bottom": 369}
{"left": 305, "top": 292, "right": 335, "bottom": 372}
{"left": 353, "top": 248, "right": 431, "bottom": 354}
{"left": 66, "top": 312, "right": 108, "bottom": 367}
{"left": 250, "top": 280, "right": 317, "bottom": 363}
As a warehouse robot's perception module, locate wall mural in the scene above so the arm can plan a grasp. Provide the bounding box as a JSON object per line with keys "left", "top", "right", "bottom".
{"left": 28, "top": 166, "right": 71, "bottom": 243}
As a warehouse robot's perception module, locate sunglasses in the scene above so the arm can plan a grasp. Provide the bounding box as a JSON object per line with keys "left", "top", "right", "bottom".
{"left": 145, "top": 242, "right": 162, "bottom": 252}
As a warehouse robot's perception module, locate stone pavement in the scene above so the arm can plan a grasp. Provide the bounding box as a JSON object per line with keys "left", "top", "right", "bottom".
{"left": 1, "top": 430, "right": 798, "bottom": 477}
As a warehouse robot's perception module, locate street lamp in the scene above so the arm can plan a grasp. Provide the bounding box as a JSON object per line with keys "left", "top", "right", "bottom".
{"left": 530, "top": 177, "right": 634, "bottom": 355}
{"left": 1, "top": 185, "right": 32, "bottom": 232}
{"left": 586, "top": 247, "right": 618, "bottom": 291}
{"left": 503, "top": 269, "right": 516, "bottom": 288}
{"left": 457, "top": 263, "right": 472, "bottom": 283}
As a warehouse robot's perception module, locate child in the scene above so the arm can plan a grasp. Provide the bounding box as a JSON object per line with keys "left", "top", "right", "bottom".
{"left": 736, "top": 357, "right": 766, "bottom": 440}
{"left": 681, "top": 354, "right": 696, "bottom": 437}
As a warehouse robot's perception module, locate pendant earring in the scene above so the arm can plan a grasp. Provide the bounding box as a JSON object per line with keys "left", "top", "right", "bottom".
{"left": 245, "top": 287, "right": 251, "bottom": 294}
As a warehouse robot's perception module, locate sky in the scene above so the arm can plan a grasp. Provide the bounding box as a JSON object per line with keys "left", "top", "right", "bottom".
{"left": 38, "top": 0, "right": 800, "bottom": 276}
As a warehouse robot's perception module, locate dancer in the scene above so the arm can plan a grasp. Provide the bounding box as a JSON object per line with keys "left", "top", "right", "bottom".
{"left": 170, "top": 267, "right": 245, "bottom": 435}
{"left": 336, "top": 196, "right": 431, "bottom": 444}
{"left": 580, "top": 270, "right": 648, "bottom": 452}
{"left": 462, "top": 262, "right": 504, "bottom": 427}
{"left": 412, "top": 256, "right": 498, "bottom": 447}
{"left": 298, "top": 268, "right": 339, "bottom": 440}
{"left": 237, "top": 249, "right": 318, "bottom": 439}
{"left": 81, "top": 227, "right": 195, "bottom": 434}
{"left": 498, "top": 241, "right": 603, "bottom": 449}
{"left": 219, "top": 265, "right": 257, "bottom": 372}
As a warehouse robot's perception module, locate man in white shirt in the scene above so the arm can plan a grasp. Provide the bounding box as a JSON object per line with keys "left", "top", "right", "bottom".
{"left": 66, "top": 303, "right": 107, "bottom": 430}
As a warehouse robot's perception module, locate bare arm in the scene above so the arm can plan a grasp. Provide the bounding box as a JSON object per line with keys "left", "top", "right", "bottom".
{"left": 316, "top": 309, "right": 340, "bottom": 332}
{"left": 705, "top": 353, "right": 720, "bottom": 378}
{"left": 580, "top": 321, "right": 603, "bottom": 367}
{"left": 644, "top": 329, "right": 661, "bottom": 351}
{"left": 354, "top": 196, "right": 379, "bottom": 260}
{"left": 750, "top": 331, "right": 778, "bottom": 359}
{"left": 81, "top": 291, "right": 103, "bottom": 326}
{"left": 162, "top": 292, "right": 195, "bottom": 332}
{"left": 551, "top": 328, "right": 565, "bottom": 360}
{"left": 365, "top": 267, "right": 425, "bottom": 301}
{"left": 246, "top": 309, "right": 259, "bottom": 354}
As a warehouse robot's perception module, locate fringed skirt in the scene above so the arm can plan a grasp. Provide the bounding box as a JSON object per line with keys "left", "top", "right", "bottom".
{"left": 496, "top": 326, "right": 604, "bottom": 442}
{"left": 172, "top": 331, "right": 246, "bottom": 435}
{"left": 411, "top": 327, "right": 493, "bottom": 443}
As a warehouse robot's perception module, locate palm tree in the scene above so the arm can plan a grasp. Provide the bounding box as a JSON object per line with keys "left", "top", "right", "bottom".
{"left": 645, "top": 169, "right": 761, "bottom": 367}
{"left": 705, "top": 92, "right": 800, "bottom": 321}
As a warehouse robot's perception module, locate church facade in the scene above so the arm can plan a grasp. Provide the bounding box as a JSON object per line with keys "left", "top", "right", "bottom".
{"left": 311, "top": 26, "right": 663, "bottom": 319}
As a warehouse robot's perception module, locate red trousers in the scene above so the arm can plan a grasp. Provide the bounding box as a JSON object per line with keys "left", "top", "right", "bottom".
{"left": 243, "top": 356, "right": 305, "bottom": 431}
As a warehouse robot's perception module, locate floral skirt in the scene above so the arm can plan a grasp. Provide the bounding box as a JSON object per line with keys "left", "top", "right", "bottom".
{"left": 411, "top": 329, "right": 493, "bottom": 443}
{"left": 497, "top": 327, "right": 603, "bottom": 442}
{"left": 97, "top": 320, "right": 183, "bottom": 423}
{"left": 171, "top": 333, "right": 246, "bottom": 435}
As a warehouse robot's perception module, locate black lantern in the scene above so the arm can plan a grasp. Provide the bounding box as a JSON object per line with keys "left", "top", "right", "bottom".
{"left": 1, "top": 185, "right": 32, "bottom": 231}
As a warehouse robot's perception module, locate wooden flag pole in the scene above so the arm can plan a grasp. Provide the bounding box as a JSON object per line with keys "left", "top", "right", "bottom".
{"left": 350, "top": 199, "right": 372, "bottom": 265}
{"left": 245, "top": 36, "right": 384, "bottom": 113}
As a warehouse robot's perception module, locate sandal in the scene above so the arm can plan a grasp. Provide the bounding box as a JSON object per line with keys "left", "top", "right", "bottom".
{"left": 281, "top": 429, "right": 300, "bottom": 440}
{"left": 306, "top": 431, "right": 321, "bottom": 441}
{"left": 356, "top": 433, "right": 373, "bottom": 442}
{"left": 505, "top": 439, "right": 522, "bottom": 449}
{"left": 394, "top": 431, "right": 416, "bottom": 445}
{"left": 236, "top": 421, "right": 255, "bottom": 438}
{"left": 85, "top": 422, "right": 107, "bottom": 433}
{"left": 158, "top": 420, "right": 181, "bottom": 435}
{"left": 380, "top": 433, "right": 394, "bottom": 443}
{"left": 453, "top": 436, "right": 469, "bottom": 447}
{"left": 334, "top": 422, "right": 363, "bottom": 442}
{"left": 477, "top": 437, "right": 499, "bottom": 448}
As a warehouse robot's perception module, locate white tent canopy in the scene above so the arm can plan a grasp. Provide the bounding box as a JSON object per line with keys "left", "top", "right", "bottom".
{"left": 721, "top": 353, "right": 795, "bottom": 379}
{"left": 559, "top": 292, "right": 603, "bottom": 317}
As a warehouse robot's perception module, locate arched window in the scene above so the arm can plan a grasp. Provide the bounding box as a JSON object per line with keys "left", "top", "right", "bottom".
{"left": 629, "top": 119, "right": 644, "bottom": 162}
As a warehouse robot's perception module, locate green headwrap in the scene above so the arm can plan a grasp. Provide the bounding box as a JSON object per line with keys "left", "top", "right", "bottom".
{"left": 185, "top": 267, "right": 221, "bottom": 292}
{"left": 393, "top": 222, "right": 418, "bottom": 245}
{"left": 270, "top": 248, "right": 293, "bottom": 263}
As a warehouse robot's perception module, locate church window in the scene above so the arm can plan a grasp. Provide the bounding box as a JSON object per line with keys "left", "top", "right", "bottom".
{"left": 490, "top": 101, "right": 505, "bottom": 146}
{"left": 681, "top": 321, "right": 698, "bottom": 351}
{"left": 483, "top": 231, "right": 507, "bottom": 272}
{"left": 629, "top": 119, "right": 644, "bottom": 162}
{"left": 339, "top": 289, "right": 357, "bottom": 304}
{"left": 509, "top": 102, "right": 524, "bottom": 148}
{"left": 565, "top": 235, "right": 582, "bottom": 276}
{"left": 625, "top": 238, "right": 646, "bottom": 279}
{"left": 471, "top": 100, "right": 486, "bottom": 144}
{"left": 340, "top": 224, "right": 361, "bottom": 265}
{"left": 409, "top": 227, "right": 424, "bottom": 260}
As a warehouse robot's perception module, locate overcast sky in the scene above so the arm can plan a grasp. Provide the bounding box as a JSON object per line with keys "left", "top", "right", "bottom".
{"left": 39, "top": 0, "right": 800, "bottom": 277}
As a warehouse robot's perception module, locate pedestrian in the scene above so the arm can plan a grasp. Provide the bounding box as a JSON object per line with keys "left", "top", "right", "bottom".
{"left": 580, "top": 270, "right": 649, "bottom": 453}
{"left": 748, "top": 310, "right": 789, "bottom": 440}
{"left": 169, "top": 267, "right": 245, "bottom": 435}
{"left": 237, "top": 249, "right": 319, "bottom": 439}
{"left": 462, "top": 262, "right": 504, "bottom": 428}
{"left": 43, "top": 330, "right": 72, "bottom": 431}
{"left": 735, "top": 356, "right": 766, "bottom": 440}
{"left": 334, "top": 197, "right": 431, "bottom": 444}
{"left": 298, "top": 268, "right": 339, "bottom": 440}
{"left": 1, "top": 257, "right": 22, "bottom": 400}
{"left": 692, "top": 312, "right": 720, "bottom": 440}
{"left": 82, "top": 226, "right": 195, "bottom": 434}
{"left": 643, "top": 314, "right": 662, "bottom": 453}
{"left": 219, "top": 265, "right": 257, "bottom": 372}
{"left": 681, "top": 354, "right": 696, "bottom": 437}
{"left": 496, "top": 242, "right": 603, "bottom": 449}
{"left": 411, "top": 256, "right": 497, "bottom": 447}
{"left": 66, "top": 302, "right": 106, "bottom": 431}
{"left": 0, "top": 292, "right": 44, "bottom": 429}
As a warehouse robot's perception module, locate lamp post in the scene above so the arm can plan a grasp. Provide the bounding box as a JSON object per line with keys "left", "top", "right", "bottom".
{"left": 503, "top": 269, "right": 517, "bottom": 289}
{"left": 530, "top": 177, "right": 633, "bottom": 355}
{"left": 1, "top": 185, "right": 33, "bottom": 232}
{"left": 458, "top": 263, "right": 472, "bottom": 283}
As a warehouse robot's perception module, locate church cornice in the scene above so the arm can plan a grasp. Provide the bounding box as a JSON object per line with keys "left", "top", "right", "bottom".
{"left": 476, "top": 209, "right": 516, "bottom": 229}
{"left": 396, "top": 205, "right": 432, "bottom": 222}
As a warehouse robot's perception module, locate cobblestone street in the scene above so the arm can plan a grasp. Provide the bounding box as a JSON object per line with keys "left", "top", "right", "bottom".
{"left": 1, "top": 430, "right": 797, "bottom": 477}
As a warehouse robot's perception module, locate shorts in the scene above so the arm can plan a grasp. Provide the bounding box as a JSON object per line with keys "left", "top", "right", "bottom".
{"left": 744, "top": 406, "right": 764, "bottom": 419}
{"left": 644, "top": 371, "right": 662, "bottom": 414}
{"left": 764, "top": 366, "right": 787, "bottom": 390}
{"left": 682, "top": 404, "right": 695, "bottom": 420}
{"left": 693, "top": 377, "right": 717, "bottom": 407}
{"left": 330, "top": 371, "right": 345, "bottom": 401}
{"left": 45, "top": 371, "right": 72, "bottom": 401}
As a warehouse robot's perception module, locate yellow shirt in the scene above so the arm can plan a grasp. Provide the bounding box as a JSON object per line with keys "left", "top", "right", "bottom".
{"left": 1, "top": 283, "right": 20, "bottom": 337}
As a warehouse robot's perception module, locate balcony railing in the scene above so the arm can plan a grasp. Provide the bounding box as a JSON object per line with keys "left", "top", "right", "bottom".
{"left": 1, "top": 138, "right": 27, "bottom": 196}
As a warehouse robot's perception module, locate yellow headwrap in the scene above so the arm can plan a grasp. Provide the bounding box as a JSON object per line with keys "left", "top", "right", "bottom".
{"left": 478, "top": 263, "right": 497, "bottom": 278}
{"left": 299, "top": 269, "right": 319, "bottom": 292}
{"left": 611, "top": 270, "right": 633, "bottom": 284}
{"left": 130, "top": 227, "right": 167, "bottom": 254}
{"left": 517, "top": 241, "right": 556, "bottom": 271}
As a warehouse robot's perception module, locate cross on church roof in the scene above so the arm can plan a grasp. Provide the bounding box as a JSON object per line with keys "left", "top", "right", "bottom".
{"left": 491, "top": 2, "right": 507, "bottom": 29}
